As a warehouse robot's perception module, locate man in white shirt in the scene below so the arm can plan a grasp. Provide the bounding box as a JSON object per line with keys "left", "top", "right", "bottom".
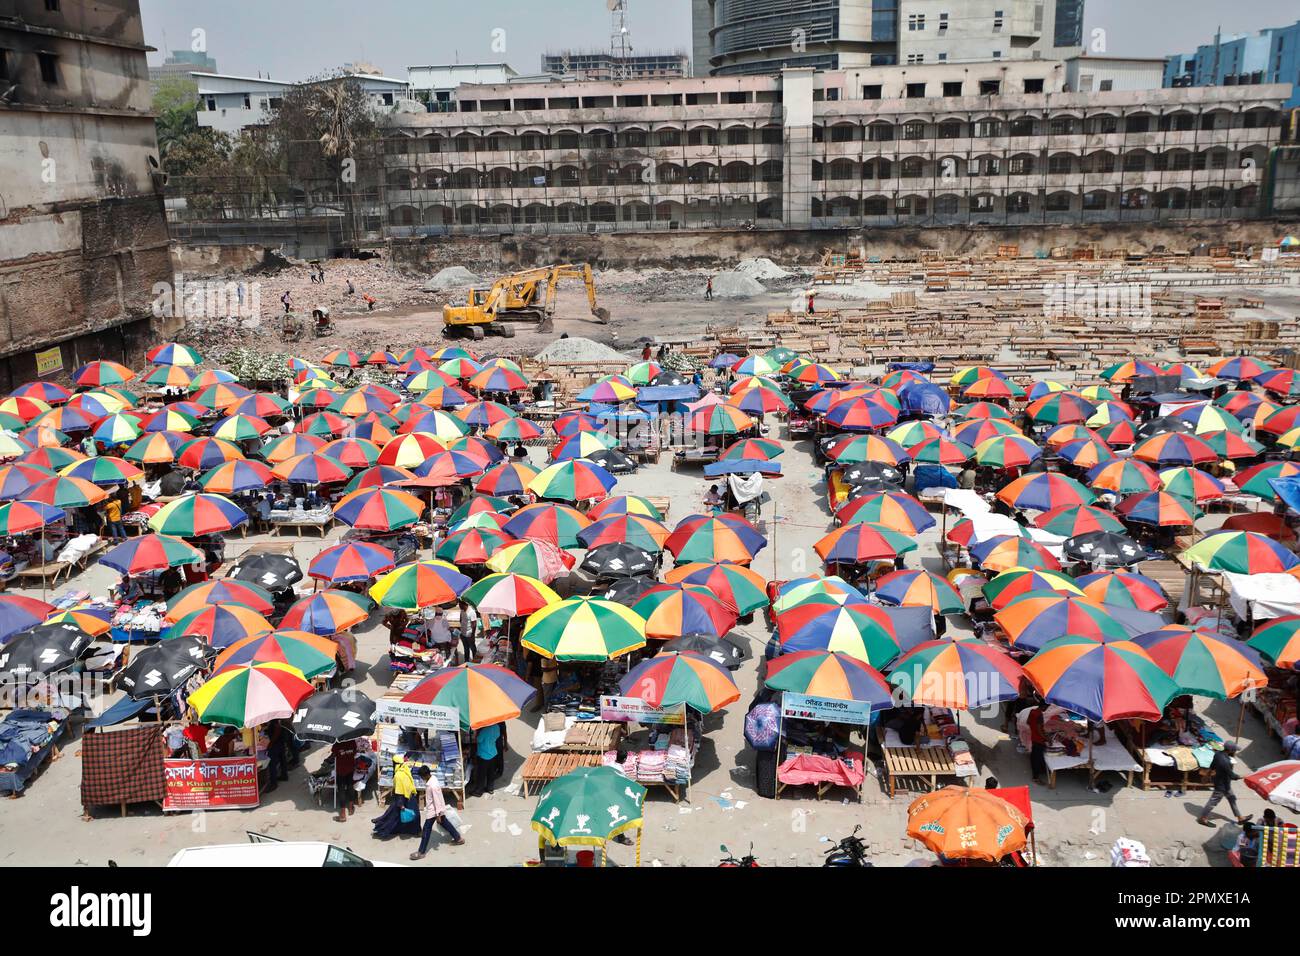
{"left": 410, "top": 765, "right": 464, "bottom": 859}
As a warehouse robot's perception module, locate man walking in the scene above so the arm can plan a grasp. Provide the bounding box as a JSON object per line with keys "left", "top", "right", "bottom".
{"left": 409, "top": 765, "right": 464, "bottom": 859}
{"left": 1197, "top": 741, "right": 1253, "bottom": 827}
{"left": 1027, "top": 704, "right": 1048, "bottom": 785}
{"left": 705, "top": 276, "right": 713, "bottom": 300}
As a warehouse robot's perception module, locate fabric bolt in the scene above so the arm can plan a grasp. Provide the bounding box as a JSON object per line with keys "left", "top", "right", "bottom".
{"left": 79, "top": 724, "right": 166, "bottom": 808}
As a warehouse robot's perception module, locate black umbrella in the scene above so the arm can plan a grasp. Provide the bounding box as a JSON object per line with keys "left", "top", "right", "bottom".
{"left": 117, "top": 636, "right": 213, "bottom": 700}
{"left": 0, "top": 622, "right": 95, "bottom": 682}
{"left": 228, "top": 552, "right": 304, "bottom": 591}
{"left": 585, "top": 448, "right": 636, "bottom": 474}
{"left": 290, "top": 688, "right": 377, "bottom": 742}
{"left": 601, "top": 576, "right": 659, "bottom": 606}
{"left": 579, "top": 542, "right": 656, "bottom": 579}
{"left": 662, "top": 632, "right": 753, "bottom": 670}
{"left": 1135, "top": 416, "right": 1196, "bottom": 440}
{"left": 843, "top": 461, "right": 904, "bottom": 492}
{"left": 1062, "top": 531, "right": 1145, "bottom": 568}
{"left": 651, "top": 371, "right": 687, "bottom": 387}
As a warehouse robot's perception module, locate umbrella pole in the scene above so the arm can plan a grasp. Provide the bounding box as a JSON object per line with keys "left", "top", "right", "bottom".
{"left": 1234, "top": 697, "right": 1245, "bottom": 745}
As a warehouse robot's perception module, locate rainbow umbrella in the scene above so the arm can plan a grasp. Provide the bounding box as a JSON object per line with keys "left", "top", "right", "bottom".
{"left": 271, "top": 452, "right": 351, "bottom": 485}
{"left": 764, "top": 650, "right": 892, "bottom": 708}
{"left": 528, "top": 459, "right": 617, "bottom": 501}
{"left": 970, "top": 536, "right": 1061, "bottom": 574}
{"left": 167, "top": 604, "right": 275, "bottom": 649}
{"left": 1170, "top": 404, "right": 1244, "bottom": 436}
{"left": 619, "top": 652, "right": 739, "bottom": 714}
{"left": 370, "top": 561, "right": 471, "bottom": 610}
{"left": 814, "top": 521, "right": 917, "bottom": 564}
{"left": 962, "top": 377, "right": 1025, "bottom": 400}
{"left": 177, "top": 437, "right": 244, "bottom": 470}
{"left": 0, "top": 594, "right": 56, "bottom": 642}
{"left": 1132, "top": 626, "right": 1266, "bottom": 700}
{"left": 887, "top": 421, "right": 944, "bottom": 447}
{"left": 486, "top": 417, "right": 544, "bottom": 442}
{"left": 587, "top": 495, "right": 662, "bottom": 521}
{"left": 321, "top": 349, "right": 361, "bottom": 368}
{"left": 951, "top": 366, "right": 1006, "bottom": 386}
{"left": 462, "top": 573, "right": 560, "bottom": 618}
{"left": 1236, "top": 461, "right": 1300, "bottom": 500}
{"left": 264, "top": 433, "right": 326, "bottom": 463}
{"left": 281, "top": 589, "right": 373, "bottom": 634}
{"left": 983, "top": 568, "right": 1084, "bottom": 609}
{"left": 631, "top": 584, "right": 737, "bottom": 639}
{"left": 296, "top": 411, "right": 351, "bottom": 438}
{"left": 308, "top": 541, "right": 396, "bottom": 584}
{"left": 141, "top": 365, "right": 196, "bottom": 390}
{"left": 1131, "top": 432, "right": 1216, "bottom": 466}
{"left": 502, "top": 502, "right": 591, "bottom": 548}
{"left": 954, "top": 401, "right": 1014, "bottom": 421}
{"left": 198, "top": 459, "right": 272, "bottom": 495}
{"left": 349, "top": 416, "right": 397, "bottom": 446}
{"left": 404, "top": 368, "right": 458, "bottom": 392}
{"left": 874, "top": 569, "right": 963, "bottom": 614}
{"left": 521, "top": 597, "right": 646, "bottom": 661}
{"left": 1252, "top": 368, "right": 1300, "bottom": 397}
{"left": 90, "top": 413, "right": 142, "bottom": 446}
{"left": 19, "top": 447, "right": 83, "bottom": 470}
{"left": 1101, "top": 359, "right": 1162, "bottom": 383}
{"left": 333, "top": 487, "right": 425, "bottom": 531}
{"left": 774, "top": 600, "right": 900, "bottom": 666}
{"left": 689, "top": 404, "right": 754, "bottom": 436}
{"left": 772, "top": 575, "right": 864, "bottom": 612}
{"left": 1258, "top": 405, "right": 1300, "bottom": 436}
{"left": 995, "top": 590, "right": 1148, "bottom": 653}
{"left": 623, "top": 362, "right": 662, "bottom": 386}
{"left": 210, "top": 413, "right": 270, "bottom": 442}
{"left": 836, "top": 491, "right": 934, "bottom": 534}
{"left": 436, "top": 527, "right": 516, "bottom": 565}
{"left": 824, "top": 396, "right": 898, "bottom": 431}
{"left": 826, "top": 433, "right": 909, "bottom": 466}
{"left": 59, "top": 456, "right": 142, "bottom": 487}
{"left": 1056, "top": 437, "right": 1115, "bottom": 469}
{"left": 187, "top": 661, "right": 314, "bottom": 727}
{"left": 1034, "top": 504, "right": 1125, "bottom": 537}
{"left": 450, "top": 494, "right": 515, "bottom": 524}
{"left": 789, "top": 362, "right": 840, "bottom": 385}
{"left": 295, "top": 386, "right": 341, "bottom": 410}
{"left": 165, "top": 579, "right": 274, "bottom": 622}
{"left": 193, "top": 383, "right": 254, "bottom": 411}
{"left": 11, "top": 381, "right": 72, "bottom": 405}
{"left": 148, "top": 493, "right": 248, "bottom": 536}
{"left": 44, "top": 604, "right": 112, "bottom": 637}
{"left": 0, "top": 463, "right": 54, "bottom": 500}
{"left": 1183, "top": 530, "right": 1299, "bottom": 574}
{"left": 1088, "top": 458, "right": 1160, "bottom": 495}
{"left": 909, "top": 436, "right": 974, "bottom": 465}
{"left": 1267, "top": 426, "right": 1300, "bottom": 452}
{"left": 485, "top": 539, "right": 574, "bottom": 583}
{"left": 1247, "top": 616, "right": 1300, "bottom": 669}
{"left": 1025, "top": 635, "right": 1181, "bottom": 722}
{"left": 728, "top": 386, "right": 791, "bottom": 416}
{"left": 1075, "top": 570, "right": 1167, "bottom": 612}
{"left": 1028, "top": 392, "right": 1097, "bottom": 425}
{"left": 554, "top": 411, "right": 605, "bottom": 437}
{"left": 970, "top": 429, "right": 1041, "bottom": 469}
{"left": 0, "top": 499, "right": 64, "bottom": 535}
{"left": 343, "top": 464, "right": 415, "bottom": 493}
{"left": 416, "top": 385, "right": 474, "bottom": 409}
{"left": 68, "top": 390, "right": 130, "bottom": 416}
{"left": 225, "top": 393, "right": 291, "bottom": 419}
{"left": 1078, "top": 384, "right": 1117, "bottom": 402}
{"left": 468, "top": 366, "right": 529, "bottom": 393}
{"left": 188, "top": 369, "right": 238, "bottom": 390}
{"left": 30, "top": 404, "right": 94, "bottom": 433}
{"left": 402, "top": 663, "right": 537, "bottom": 729}
{"left": 550, "top": 430, "right": 620, "bottom": 462}
{"left": 320, "top": 438, "right": 381, "bottom": 469}
{"left": 100, "top": 533, "right": 202, "bottom": 575}
{"left": 26, "top": 474, "right": 107, "bottom": 508}
{"left": 1157, "top": 467, "right": 1225, "bottom": 503}
{"left": 73, "top": 360, "right": 134, "bottom": 387}
{"left": 666, "top": 513, "right": 767, "bottom": 564}
{"left": 439, "top": 357, "right": 483, "bottom": 379}
{"left": 444, "top": 435, "right": 502, "bottom": 468}
{"left": 146, "top": 342, "right": 202, "bottom": 366}
{"left": 326, "top": 390, "right": 392, "bottom": 418}
{"left": 476, "top": 461, "right": 539, "bottom": 496}
{"left": 1208, "top": 356, "right": 1272, "bottom": 380}
{"left": 889, "top": 639, "right": 1026, "bottom": 710}
{"left": 577, "top": 514, "right": 671, "bottom": 553}
{"left": 996, "top": 472, "right": 1094, "bottom": 512}
{"left": 379, "top": 432, "right": 447, "bottom": 467}
{"left": 575, "top": 378, "right": 637, "bottom": 404}
{"left": 1093, "top": 419, "right": 1138, "bottom": 446}
{"left": 454, "top": 400, "right": 518, "bottom": 431}
{"left": 213, "top": 631, "right": 338, "bottom": 680}
{"left": 663, "top": 561, "right": 768, "bottom": 615}
{"left": 1115, "top": 490, "right": 1201, "bottom": 527}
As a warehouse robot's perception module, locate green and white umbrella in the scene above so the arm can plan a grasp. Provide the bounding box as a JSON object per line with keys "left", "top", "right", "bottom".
{"left": 532, "top": 765, "right": 646, "bottom": 857}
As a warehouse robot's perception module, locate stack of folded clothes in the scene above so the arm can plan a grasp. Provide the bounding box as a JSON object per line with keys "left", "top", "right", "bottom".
{"left": 635, "top": 749, "right": 667, "bottom": 783}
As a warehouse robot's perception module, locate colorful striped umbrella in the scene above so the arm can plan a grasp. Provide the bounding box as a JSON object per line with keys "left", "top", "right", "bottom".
{"left": 1253, "top": 368, "right": 1300, "bottom": 397}
{"left": 476, "top": 461, "right": 539, "bottom": 496}
{"left": 909, "top": 436, "right": 974, "bottom": 465}
{"left": 824, "top": 396, "right": 899, "bottom": 431}
{"left": 17, "top": 446, "right": 82, "bottom": 471}
{"left": 435, "top": 527, "right": 516, "bottom": 565}
{"left": 213, "top": 631, "right": 338, "bottom": 680}
{"left": 1075, "top": 570, "right": 1168, "bottom": 612}
{"left": 1157, "top": 466, "right": 1226, "bottom": 503}
{"left": 619, "top": 651, "right": 739, "bottom": 714}
{"left": 836, "top": 491, "right": 934, "bottom": 534}
{"left": 73, "top": 360, "right": 135, "bottom": 387}
{"left": 121, "top": 431, "right": 187, "bottom": 464}
{"left": 462, "top": 573, "right": 560, "bottom": 618}
{"left": 416, "top": 385, "right": 474, "bottom": 409}
{"left": 1236, "top": 461, "right": 1300, "bottom": 500}
{"left": 59, "top": 456, "right": 142, "bottom": 488}
{"left": 826, "top": 433, "right": 910, "bottom": 466}
{"left": 198, "top": 459, "right": 273, "bottom": 494}
{"left": 1208, "top": 356, "right": 1272, "bottom": 380}
{"left": 1101, "top": 359, "right": 1161, "bottom": 383}
{"left": 167, "top": 604, "right": 275, "bottom": 649}
{"left": 1246, "top": 616, "right": 1300, "bottom": 669}
{"left": 528, "top": 458, "right": 617, "bottom": 501}
{"left": 165, "top": 579, "right": 274, "bottom": 622}
{"left": 89, "top": 413, "right": 141, "bottom": 446}
{"left": 378, "top": 432, "right": 447, "bottom": 467}
{"left": 1115, "top": 490, "right": 1201, "bottom": 527}
{"left": 1093, "top": 419, "right": 1138, "bottom": 447}
{"left": 951, "top": 366, "right": 1006, "bottom": 386}
{"left": 0, "top": 463, "right": 53, "bottom": 501}
{"left": 874, "top": 569, "right": 963, "bottom": 614}
{"left": 1056, "top": 437, "right": 1116, "bottom": 470}
{"left": 402, "top": 663, "right": 537, "bottom": 729}
{"left": 11, "top": 381, "right": 72, "bottom": 405}
{"left": 1170, "top": 404, "right": 1244, "bottom": 436}
{"left": 44, "top": 604, "right": 112, "bottom": 637}
{"left": 0, "top": 499, "right": 64, "bottom": 535}
{"left": 318, "top": 438, "right": 380, "bottom": 470}
{"left": 630, "top": 584, "right": 737, "bottom": 639}
{"left": 666, "top": 513, "right": 767, "bottom": 564}
{"left": 100, "top": 533, "right": 202, "bottom": 575}
{"left": 270, "top": 452, "right": 351, "bottom": 485}
{"left": 26, "top": 474, "right": 107, "bottom": 508}
{"left": 588, "top": 495, "right": 663, "bottom": 521}
{"left": 550, "top": 430, "right": 620, "bottom": 462}
{"left": 0, "top": 594, "right": 56, "bottom": 642}
{"left": 370, "top": 561, "right": 471, "bottom": 610}
{"left": 970, "top": 536, "right": 1061, "bottom": 573}
{"left": 501, "top": 502, "right": 590, "bottom": 548}
{"left": 1183, "top": 530, "right": 1299, "bottom": 574}
{"left": 333, "top": 487, "right": 425, "bottom": 531}
{"left": 188, "top": 369, "right": 238, "bottom": 390}
{"left": 689, "top": 404, "right": 754, "bottom": 436}
{"left": 176, "top": 436, "right": 244, "bottom": 470}
{"left": 468, "top": 366, "right": 529, "bottom": 393}
{"left": 208, "top": 413, "right": 269, "bottom": 442}
{"left": 576, "top": 378, "right": 637, "bottom": 404}
{"left": 343, "top": 464, "right": 415, "bottom": 493}
{"left": 296, "top": 411, "right": 351, "bottom": 438}
{"left": 887, "top": 420, "right": 944, "bottom": 447}
{"left": 1028, "top": 392, "right": 1097, "bottom": 425}
{"left": 962, "top": 376, "right": 1025, "bottom": 400}
{"left": 264, "top": 433, "right": 326, "bottom": 463}
{"left": 764, "top": 649, "right": 892, "bottom": 708}
{"left": 1132, "top": 626, "right": 1266, "bottom": 700}
{"left": 983, "top": 568, "right": 1084, "bottom": 609}
{"left": 142, "top": 365, "right": 197, "bottom": 391}
{"left": 148, "top": 492, "right": 248, "bottom": 536}
{"left": 281, "top": 589, "right": 373, "bottom": 634}
{"left": 995, "top": 590, "right": 1143, "bottom": 652}
{"left": 950, "top": 418, "right": 1021, "bottom": 447}
{"left": 889, "top": 639, "right": 1026, "bottom": 710}
{"left": 1045, "top": 424, "right": 1103, "bottom": 449}
{"left": 1131, "top": 432, "right": 1217, "bottom": 466}
{"left": 308, "top": 540, "right": 396, "bottom": 584}
{"left": 974, "top": 435, "right": 1042, "bottom": 469}
{"left": 485, "top": 417, "right": 544, "bottom": 442}
{"left": 663, "top": 561, "right": 768, "bottom": 615}
{"left": 188, "top": 661, "right": 314, "bottom": 728}
{"left": 553, "top": 411, "right": 605, "bottom": 436}
{"left": 450, "top": 494, "right": 515, "bottom": 524}
{"left": 455, "top": 400, "right": 518, "bottom": 430}
{"left": 1034, "top": 504, "right": 1125, "bottom": 537}
{"left": 577, "top": 514, "right": 671, "bottom": 553}
{"left": 1025, "top": 635, "right": 1181, "bottom": 722}
{"left": 954, "top": 400, "right": 1014, "bottom": 421}
{"left": 772, "top": 575, "right": 863, "bottom": 612}
{"left": 522, "top": 597, "right": 646, "bottom": 661}
{"left": 996, "top": 472, "right": 1094, "bottom": 512}
{"left": 1088, "top": 458, "right": 1160, "bottom": 495}
{"left": 485, "top": 538, "right": 574, "bottom": 583}
{"left": 774, "top": 600, "right": 900, "bottom": 666}
{"left": 146, "top": 342, "right": 202, "bottom": 366}
{"left": 814, "top": 521, "right": 916, "bottom": 564}
{"left": 728, "top": 386, "right": 792, "bottom": 416}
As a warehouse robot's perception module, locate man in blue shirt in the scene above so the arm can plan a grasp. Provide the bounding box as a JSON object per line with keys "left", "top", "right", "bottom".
{"left": 467, "top": 723, "right": 502, "bottom": 797}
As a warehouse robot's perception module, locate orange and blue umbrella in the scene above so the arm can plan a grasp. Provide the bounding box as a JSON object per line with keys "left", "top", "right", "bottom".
{"left": 1075, "top": 570, "right": 1168, "bottom": 612}
{"left": 271, "top": 452, "right": 351, "bottom": 485}
{"left": 1247, "top": 616, "right": 1300, "bottom": 669}
{"left": 436, "top": 527, "right": 516, "bottom": 565}
{"left": 994, "top": 590, "right": 1137, "bottom": 652}
{"left": 32, "top": 405, "right": 97, "bottom": 433}
{"left": 970, "top": 536, "right": 1061, "bottom": 574}
{"left": 550, "top": 431, "right": 620, "bottom": 463}
{"left": 814, "top": 521, "right": 916, "bottom": 564}
{"left": 824, "top": 396, "right": 898, "bottom": 431}
{"left": 445, "top": 434, "right": 503, "bottom": 468}
{"left": 417, "top": 385, "right": 474, "bottom": 409}
{"left": 469, "top": 366, "right": 529, "bottom": 392}
{"left": 728, "top": 386, "right": 790, "bottom": 416}
{"left": 328, "top": 389, "right": 395, "bottom": 418}
{"left": 366, "top": 350, "right": 398, "bottom": 366}
{"left": 578, "top": 513, "right": 671, "bottom": 553}
{"left": 73, "top": 360, "right": 134, "bottom": 387}
{"left": 1236, "top": 461, "right": 1300, "bottom": 500}
{"left": 26, "top": 474, "right": 107, "bottom": 508}
{"left": 100, "top": 532, "right": 202, "bottom": 575}
{"left": 910, "top": 436, "right": 974, "bottom": 465}
{"left": 1028, "top": 391, "right": 1096, "bottom": 425}
{"left": 333, "top": 487, "right": 425, "bottom": 531}
{"left": 146, "top": 342, "right": 202, "bottom": 366}
{"left": 826, "top": 433, "right": 909, "bottom": 465}
{"left": 620, "top": 651, "right": 739, "bottom": 714}
{"left": 951, "top": 418, "right": 1021, "bottom": 448}
{"left": 689, "top": 404, "right": 754, "bottom": 436}
{"left": 165, "top": 579, "right": 274, "bottom": 622}
{"left": 321, "top": 438, "right": 381, "bottom": 469}
{"left": 0, "top": 463, "right": 54, "bottom": 500}
{"left": 402, "top": 662, "right": 537, "bottom": 729}
{"left": 1208, "top": 356, "right": 1272, "bottom": 380}
{"left": 378, "top": 432, "right": 447, "bottom": 467}
{"left": 462, "top": 573, "right": 559, "bottom": 618}
{"left": 212, "top": 631, "right": 337, "bottom": 680}
{"left": 349, "top": 415, "right": 397, "bottom": 445}
{"left": 955, "top": 400, "right": 1014, "bottom": 421}
{"left": 1157, "top": 466, "right": 1226, "bottom": 503}
{"left": 148, "top": 492, "right": 248, "bottom": 536}
{"left": 774, "top": 600, "right": 900, "bottom": 666}
{"left": 983, "top": 568, "right": 1083, "bottom": 609}
{"left": 11, "top": 381, "right": 72, "bottom": 405}
{"left": 188, "top": 661, "right": 314, "bottom": 728}
{"left": 764, "top": 649, "right": 892, "bottom": 709}
{"left": 631, "top": 583, "right": 737, "bottom": 639}
{"left": 199, "top": 459, "right": 273, "bottom": 494}
{"left": 344, "top": 464, "right": 414, "bottom": 493}
{"left": 1202, "top": 429, "right": 1264, "bottom": 459}
{"left": 176, "top": 436, "right": 244, "bottom": 470}
{"left": 666, "top": 513, "right": 767, "bottom": 564}
{"left": 1034, "top": 504, "right": 1125, "bottom": 537}
{"left": 836, "top": 491, "right": 934, "bottom": 534}
{"left": 663, "top": 561, "right": 768, "bottom": 615}
{"left": 1057, "top": 437, "right": 1115, "bottom": 469}
{"left": 210, "top": 413, "right": 270, "bottom": 442}
{"left": 1182, "top": 530, "right": 1299, "bottom": 574}
{"left": 486, "top": 417, "right": 544, "bottom": 442}
{"left": 996, "top": 472, "right": 1094, "bottom": 512}
{"left": 528, "top": 459, "right": 617, "bottom": 501}
{"left": 974, "top": 435, "right": 1041, "bottom": 469}
{"left": 503, "top": 502, "right": 591, "bottom": 548}
{"left": 296, "top": 411, "right": 351, "bottom": 438}
{"left": 264, "top": 433, "right": 326, "bottom": 463}
{"left": 889, "top": 639, "right": 1026, "bottom": 709}
{"left": 475, "top": 461, "right": 538, "bottom": 497}
{"left": 167, "top": 604, "right": 274, "bottom": 649}
{"left": 59, "top": 456, "right": 142, "bottom": 487}
{"left": 1131, "top": 432, "right": 1216, "bottom": 466}
{"left": 19, "top": 447, "right": 83, "bottom": 471}
{"left": 1116, "top": 490, "right": 1201, "bottom": 527}
{"left": 281, "top": 589, "right": 373, "bottom": 634}
{"left": 142, "top": 364, "right": 195, "bottom": 390}
{"left": 308, "top": 540, "right": 396, "bottom": 584}
{"left": 0, "top": 499, "right": 64, "bottom": 535}
{"left": 404, "top": 450, "right": 485, "bottom": 487}
{"left": 1045, "top": 423, "right": 1103, "bottom": 449}
{"left": 554, "top": 411, "right": 605, "bottom": 436}
{"left": 455, "top": 400, "right": 517, "bottom": 430}
{"left": 962, "top": 376, "right": 1025, "bottom": 400}
{"left": 874, "top": 569, "right": 962, "bottom": 614}
{"left": 1101, "top": 359, "right": 1161, "bottom": 382}
{"left": 1025, "top": 635, "right": 1181, "bottom": 722}
{"left": 1088, "top": 458, "right": 1159, "bottom": 495}
{"left": 370, "top": 561, "right": 471, "bottom": 610}
{"left": 1132, "top": 626, "right": 1266, "bottom": 700}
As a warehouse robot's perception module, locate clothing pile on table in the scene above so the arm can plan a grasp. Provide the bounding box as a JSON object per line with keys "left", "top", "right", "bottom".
{"left": 1139, "top": 710, "right": 1225, "bottom": 771}
{"left": 56, "top": 533, "right": 100, "bottom": 564}
{"left": 269, "top": 501, "right": 333, "bottom": 524}
{"left": 0, "top": 709, "right": 64, "bottom": 769}
{"left": 111, "top": 601, "right": 168, "bottom": 637}
{"left": 603, "top": 728, "right": 693, "bottom": 786}
{"left": 1017, "top": 706, "right": 1089, "bottom": 757}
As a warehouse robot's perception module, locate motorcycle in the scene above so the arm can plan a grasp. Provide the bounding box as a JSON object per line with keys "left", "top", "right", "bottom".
{"left": 822, "top": 825, "right": 872, "bottom": 867}
{"left": 718, "top": 843, "right": 760, "bottom": 867}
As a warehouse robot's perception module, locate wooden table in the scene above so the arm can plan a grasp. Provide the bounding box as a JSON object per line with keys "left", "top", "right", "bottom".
{"left": 270, "top": 517, "right": 334, "bottom": 537}
{"left": 876, "top": 728, "right": 968, "bottom": 798}
{"left": 561, "top": 721, "right": 623, "bottom": 753}
{"left": 520, "top": 751, "right": 604, "bottom": 796}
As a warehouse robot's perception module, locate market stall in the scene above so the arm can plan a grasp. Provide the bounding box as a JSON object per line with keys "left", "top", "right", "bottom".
{"left": 374, "top": 682, "right": 466, "bottom": 808}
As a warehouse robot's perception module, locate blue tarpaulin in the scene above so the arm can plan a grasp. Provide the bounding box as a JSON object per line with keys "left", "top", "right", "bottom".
{"left": 704, "top": 459, "right": 782, "bottom": 477}
{"left": 889, "top": 362, "right": 936, "bottom": 373}
{"left": 636, "top": 385, "right": 700, "bottom": 403}
{"left": 1271, "top": 476, "right": 1300, "bottom": 514}
{"left": 899, "top": 381, "right": 950, "bottom": 416}
{"left": 86, "top": 696, "right": 152, "bottom": 729}
{"left": 914, "top": 464, "right": 957, "bottom": 491}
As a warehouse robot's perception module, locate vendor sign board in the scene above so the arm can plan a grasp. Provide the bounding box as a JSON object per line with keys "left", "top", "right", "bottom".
{"left": 781, "top": 692, "right": 874, "bottom": 727}
{"left": 35, "top": 346, "right": 63, "bottom": 377}
{"left": 374, "top": 699, "right": 459, "bottom": 731}
{"left": 163, "top": 757, "right": 259, "bottom": 811}
{"left": 599, "top": 695, "right": 686, "bottom": 726}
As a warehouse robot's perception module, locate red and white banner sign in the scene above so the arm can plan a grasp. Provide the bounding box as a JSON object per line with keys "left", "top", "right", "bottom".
{"left": 163, "top": 757, "right": 260, "bottom": 811}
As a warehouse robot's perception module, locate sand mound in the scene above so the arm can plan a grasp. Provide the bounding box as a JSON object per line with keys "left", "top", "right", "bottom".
{"left": 535, "top": 336, "right": 633, "bottom": 364}
{"left": 423, "top": 266, "right": 482, "bottom": 292}
{"left": 733, "top": 257, "right": 792, "bottom": 281}
{"left": 711, "top": 272, "right": 766, "bottom": 299}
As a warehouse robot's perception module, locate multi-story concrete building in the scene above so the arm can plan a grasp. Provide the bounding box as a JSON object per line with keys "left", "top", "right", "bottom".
{"left": 1063, "top": 56, "right": 1166, "bottom": 94}
{"left": 195, "top": 71, "right": 411, "bottom": 136}
{"left": 376, "top": 61, "right": 1289, "bottom": 235}
{"left": 0, "top": 0, "right": 175, "bottom": 389}
{"left": 541, "top": 51, "right": 690, "bottom": 81}
{"left": 408, "top": 63, "right": 519, "bottom": 112}
{"left": 692, "top": 0, "right": 1084, "bottom": 77}
{"left": 1165, "top": 21, "right": 1300, "bottom": 108}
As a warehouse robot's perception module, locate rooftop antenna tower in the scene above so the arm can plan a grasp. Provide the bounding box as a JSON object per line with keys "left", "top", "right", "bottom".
{"left": 608, "top": 0, "right": 632, "bottom": 79}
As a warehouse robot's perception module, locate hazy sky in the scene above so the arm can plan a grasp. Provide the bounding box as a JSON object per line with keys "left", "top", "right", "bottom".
{"left": 139, "top": 0, "right": 1298, "bottom": 81}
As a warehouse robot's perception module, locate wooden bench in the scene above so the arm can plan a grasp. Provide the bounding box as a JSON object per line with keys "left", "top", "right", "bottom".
{"left": 15, "top": 562, "right": 74, "bottom": 586}
{"left": 520, "top": 751, "right": 604, "bottom": 796}
{"left": 644, "top": 496, "right": 671, "bottom": 520}
{"left": 270, "top": 517, "right": 335, "bottom": 538}
{"left": 877, "top": 727, "right": 969, "bottom": 797}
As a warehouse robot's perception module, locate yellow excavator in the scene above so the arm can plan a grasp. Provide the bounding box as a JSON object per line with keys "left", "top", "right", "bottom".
{"left": 441, "top": 263, "right": 610, "bottom": 340}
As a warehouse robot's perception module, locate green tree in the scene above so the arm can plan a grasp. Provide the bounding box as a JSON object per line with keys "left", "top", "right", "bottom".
{"left": 153, "top": 77, "right": 200, "bottom": 161}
